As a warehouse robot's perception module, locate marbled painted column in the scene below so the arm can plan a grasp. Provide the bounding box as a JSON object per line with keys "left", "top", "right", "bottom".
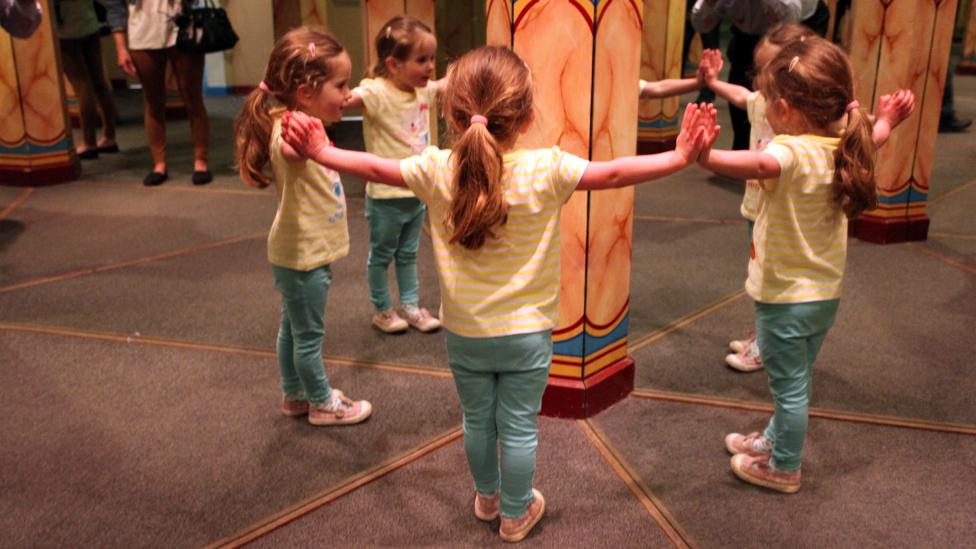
{"left": 638, "top": 0, "right": 685, "bottom": 154}
{"left": 361, "top": 0, "right": 437, "bottom": 143}
{"left": 488, "top": 0, "right": 642, "bottom": 418}
{"left": 848, "top": 0, "right": 958, "bottom": 243}
{"left": 959, "top": 1, "right": 976, "bottom": 74}
{"left": 0, "top": 0, "right": 78, "bottom": 185}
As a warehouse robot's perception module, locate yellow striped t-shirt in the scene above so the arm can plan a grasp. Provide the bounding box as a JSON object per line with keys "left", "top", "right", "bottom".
{"left": 356, "top": 77, "right": 436, "bottom": 199}
{"left": 747, "top": 134, "right": 847, "bottom": 303}
{"left": 741, "top": 91, "right": 775, "bottom": 221}
{"left": 400, "top": 146, "right": 590, "bottom": 338}
{"left": 267, "top": 113, "right": 349, "bottom": 271}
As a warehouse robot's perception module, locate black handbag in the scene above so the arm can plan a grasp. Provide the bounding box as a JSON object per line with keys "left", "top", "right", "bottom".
{"left": 175, "top": 0, "right": 239, "bottom": 54}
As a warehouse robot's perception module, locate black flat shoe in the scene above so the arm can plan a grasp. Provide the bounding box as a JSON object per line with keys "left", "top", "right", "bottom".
{"left": 939, "top": 115, "right": 972, "bottom": 133}
{"left": 143, "top": 170, "right": 168, "bottom": 186}
{"left": 192, "top": 170, "right": 213, "bottom": 185}
{"left": 77, "top": 149, "right": 98, "bottom": 160}
{"left": 95, "top": 143, "right": 120, "bottom": 154}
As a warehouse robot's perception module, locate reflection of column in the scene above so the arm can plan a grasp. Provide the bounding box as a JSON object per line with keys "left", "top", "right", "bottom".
{"left": 848, "top": 0, "right": 958, "bottom": 243}
{"left": 825, "top": 0, "right": 839, "bottom": 41}
{"left": 489, "top": 0, "right": 642, "bottom": 418}
{"left": 960, "top": 1, "right": 976, "bottom": 74}
{"left": 637, "top": 0, "right": 685, "bottom": 154}
{"left": 0, "top": 0, "right": 79, "bottom": 185}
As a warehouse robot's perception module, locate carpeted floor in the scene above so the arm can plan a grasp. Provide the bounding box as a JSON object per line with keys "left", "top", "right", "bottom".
{"left": 0, "top": 68, "right": 973, "bottom": 548}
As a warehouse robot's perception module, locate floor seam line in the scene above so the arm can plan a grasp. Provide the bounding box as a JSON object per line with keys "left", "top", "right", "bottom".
{"left": 927, "top": 178, "right": 976, "bottom": 205}
{"left": 632, "top": 214, "right": 745, "bottom": 225}
{"left": 577, "top": 420, "right": 696, "bottom": 549}
{"left": 0, "top": 321, "right": 453, "bottom": 378}
{"left": 629, "top": 389, "right": 976, "bottom": 435}
{"left": 627, "top": 290, "right": 747, "bottom": 354}
{"left": 907, "top": 243, "right": 976, "bottom": 275}
{"left": 205, "top": 427, "right": 463, "bottom": 549}
{"left": 0, "top": 188, "right": 33, "bottom": 220}
{"left": 0, "top": 231, "right": 267, "bottom": 294}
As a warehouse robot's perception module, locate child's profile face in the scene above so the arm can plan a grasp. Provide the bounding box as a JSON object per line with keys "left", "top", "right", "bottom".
{"left": 306, "top": 51, "right": 352, "bottom": 125}
{"left": 389, "top": 32, "right": 436, "bottom": 91}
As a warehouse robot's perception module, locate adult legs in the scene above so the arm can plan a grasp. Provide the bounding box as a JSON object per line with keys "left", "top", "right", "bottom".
{"left": 59, "top": 37, "right": 99, "bottom": 153}
{"left": 129, "top": 48, "right": 169, "bottom": 173}
{"left": 79, "top": 33, "right": 118, "bottom": 147}
{"left": 727, "top": 26, "right": 760, "bottom": 150}
{"left": 167, "top": 48, "right": 210, "bottom": 171}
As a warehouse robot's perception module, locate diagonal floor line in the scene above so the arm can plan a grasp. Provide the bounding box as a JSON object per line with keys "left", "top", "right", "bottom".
{"left": 0, "top": 188, "right": 33, "bottom": 220}
{"left": 928, "top": 177, "right": 976, "bottom": 206}
{"left": 577, "top": 420, "right": 696, "bottom": 549}
{"left": 908, "top": 242, "right": 976, "bottom": 275}
{"left": 206, "top": 427, "right": 464, "bottom": 549}
{"left": 628, "top": 290, "right": 747, "bottom": 354}
{"left": 630, "top": 388, "right": 976, "bottom": 436}
{"left": 929, "top": 232, "right": 976, "bottom": 241}
{"left": 87, "top": 180, "right": 270, "bottom": 197}
{"left": 0, "top": 321, "right": 453, "bottom": 378}
{"left": 0, "top": 231, "right": 266, "bottom": 294}
{"left": 632, "top": 213, "right": 745, "bottom": 226}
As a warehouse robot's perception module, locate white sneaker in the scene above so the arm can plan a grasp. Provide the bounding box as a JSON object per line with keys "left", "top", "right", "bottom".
{"left": 725, "top": 340, "right": 762, "bottom": 372}
{"left": 399, "top": 304, "right": 441, "bottom": 332}
{"left": 729, "top": 333, "right": 756, "bottom": 354}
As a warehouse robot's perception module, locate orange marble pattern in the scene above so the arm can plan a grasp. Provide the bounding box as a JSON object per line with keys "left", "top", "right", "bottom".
{"left": 486, "top": 0, "right": 513, "bottom": 46}
{"left": 301, "top": 0, "right": 329, "bottom": 26}
{"left": 638, "top": 0, "right": 685, "bottom": 140}
{"left": 12, "top": 2, "right": 67, "bottom": 147}
{"left": 849, "top": 0, "right": 957, "bottom": 214}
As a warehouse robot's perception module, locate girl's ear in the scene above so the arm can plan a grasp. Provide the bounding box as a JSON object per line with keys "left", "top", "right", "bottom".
{"left": 518, "top": 110, "right": 535, "bottom": 135}
{"left": 384, "top": 55, "right": 400, "bottom": 76}
{"left": 294, "top": 83, "right": 315, "bottom": 109}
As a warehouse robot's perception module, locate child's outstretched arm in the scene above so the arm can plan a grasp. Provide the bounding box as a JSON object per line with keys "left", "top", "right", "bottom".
{"left": 697, "top": 103, "right": 781, "bottom": 181}
{"left": 282, "top": 111, "right": 407, "bottom": 188}
{"left": 639, "top": 77, "right": 702, "bottom": 100}
{"left": 342, "top": 88, "right": 365, "bottom": 109}
{"left": 872, "top": 89, "right": 915, "bottom": 147}
{"left": 577, "top": 103, "right": 706, "bottom": 191}
{"left": 701, "top": 49, "right": 750, "bottom": 110}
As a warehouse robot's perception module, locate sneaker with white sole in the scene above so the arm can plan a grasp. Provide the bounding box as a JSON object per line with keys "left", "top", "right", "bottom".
{"left": 729, "top": 333, "right": 756, "bottom": 354}
{"left": 281, "top": 396, "right": 309, "bottom": 417}
{"left": 730, "top": 453, "right": 801, "bottom": 494}
{"left": 725, "top": 431, "right": 772, "bottom": 456}
{"left": 308, "top": 389, "right": 372, "bottom": 426}
{"left": 372, "top": 310, "right": 408, "bottom": 333}
{"left": 499, "top": 488, "right": 545, "bottom": 543}
{"left": 725, "top": 341, "right": 763, "bottom": 372}
{"left": 474, "top": 491, "right": 500, "bottom": 521}
{"left": 399, "top": 304, "right": 441, "bottom": 332}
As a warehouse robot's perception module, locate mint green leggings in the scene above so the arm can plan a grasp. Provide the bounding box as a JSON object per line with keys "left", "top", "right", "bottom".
{"left": 446, "top": 330, "right": 552, "bottom": 518}
{"left": 756, "top": 299, "right": 839, "bottom": 472}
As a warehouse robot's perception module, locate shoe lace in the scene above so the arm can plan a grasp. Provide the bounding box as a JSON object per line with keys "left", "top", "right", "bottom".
{"left": 744, "top": 342, "right": 761, "bottom": 360}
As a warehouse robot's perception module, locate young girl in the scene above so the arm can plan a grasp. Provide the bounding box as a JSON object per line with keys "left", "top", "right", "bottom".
{"left": 282, "top": 46, "right": 706, "bottom": 542}
{"left": 234, "top": 27, "right": 371, "bottom": 427}
{"left": 700, "top": 24, "right": 915, "bottom": 372}
{"left": 696, "top": 37, "right": 881, "bottom": 493}
{"left": 342, "top": 15, "right": 443, "bottom": 334}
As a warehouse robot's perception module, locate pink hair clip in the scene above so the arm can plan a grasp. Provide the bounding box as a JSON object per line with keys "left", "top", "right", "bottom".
{"left": 470, "top": 115, "right": 488, "bottom": 126}
{"left": 788, "top": 56, "right": 800, "bottom": 73}
{"left": 308, "top": 42, "right": 317, "bottom": 56}
{"left": 258, "top": 81, "right": 270, "bottom": 93}
{"left": 845, "top": 100, "right": 860, "bottom": 113}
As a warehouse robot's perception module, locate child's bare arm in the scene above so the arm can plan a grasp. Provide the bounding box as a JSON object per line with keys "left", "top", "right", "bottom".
{"left": 282, "top": 111, "right": 407, "bottom": 187}
{"left": 700, "top": 49, "right": 750, "bottom": 110}
{"left": 343, "top": 88, "right": 365, "bottom": 109}
{"left": 699, "top": 149, "right": 781, "bottom": 181}
{"left": 578, "top": 103, "right": 705, "bottom": 190}
{"left": 639, "top": 78, "right": 702, "bottom": 99}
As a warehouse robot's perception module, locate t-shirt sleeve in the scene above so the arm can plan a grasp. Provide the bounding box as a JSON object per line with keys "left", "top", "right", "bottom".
{"left": 352, "top": 79, "right": 380, "bottom": 113}
{"left": 399, "top": 146, "right": 440, "bottom": 203}
{"left": 746, "top": 91, "right": 761, "bottom": 124}
{"left": 551, "top": 147, "right": 590, "bottom": 204}
{"left": 762, "top": 136, "right": 799, "bottom": 193}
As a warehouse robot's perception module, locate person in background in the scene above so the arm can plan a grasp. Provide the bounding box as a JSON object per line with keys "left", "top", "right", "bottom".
{"left": 106, "top": 0, "right": 211, "bottom": 186}
{"left": 55, "top": 0, "right": 120, "bottom": 160}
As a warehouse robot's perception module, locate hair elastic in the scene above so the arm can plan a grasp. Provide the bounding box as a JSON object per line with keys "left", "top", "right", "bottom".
{"left": 308, "top": 42, "right": 317, "bottom": 56}
{"left": 788, "top": 56, "right": 800, "bottom": 72}
{"left": 845, "top": 100, "right": 860, "bottom": 113}
{"left": 385, "top": 26, "right": 392, "bottom": 39}
{"left": 470, "top": 115, "right": 488, "bottom": 126}
{"left": 258, "top": 81, "right": 270, "bottom": 93}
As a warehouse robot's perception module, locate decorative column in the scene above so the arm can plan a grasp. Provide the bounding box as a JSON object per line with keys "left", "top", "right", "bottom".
{"left": 848, "top": 0, "right": 959, "bottom": 243}
{"left": 637, "top": 0, "right": 685, "bottom": 154}
{"left": 488, "top": 0, "right": 642, "bottom": 418}
{"left": 0, "top": 0, "right": 78, "bottom": 185}
{"left": 959, "top": 0, "right": 976, "bottom": 74}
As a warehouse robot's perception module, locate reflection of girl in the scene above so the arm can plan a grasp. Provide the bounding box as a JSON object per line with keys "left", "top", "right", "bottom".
{"left": 55, "top": 0, "right": 119, "bottom": 159}
{"left": 342, "top": 16, "right": 443, "bottom": 334}
{"left": 106, "top": 0, "right": 211, "bottom": 186}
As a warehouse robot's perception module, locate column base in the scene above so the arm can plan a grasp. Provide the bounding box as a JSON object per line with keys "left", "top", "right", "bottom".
{"left": 851, "top": 215, "right": 929, "bottom": 244}
{"left": 0, "top": 162, "right": 81, "bottom": 186}
{"left": 541, "top": 357, "right": 634, "bottom": 419}
{"left": 636, "top": 137, "right": 676, "bottom": 155}
{"left": 957, "top": 62, "right": 976, "bottom": 75}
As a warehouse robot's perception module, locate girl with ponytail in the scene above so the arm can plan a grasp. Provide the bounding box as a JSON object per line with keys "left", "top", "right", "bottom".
{"left": 696, "top": 37, "right": 913, "bottom": 494}
{"left": 281, "top": 45, "right": 707, "bottom": 542}
{"left": 233, "top": 27, "right": 372, "bottom": 428}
